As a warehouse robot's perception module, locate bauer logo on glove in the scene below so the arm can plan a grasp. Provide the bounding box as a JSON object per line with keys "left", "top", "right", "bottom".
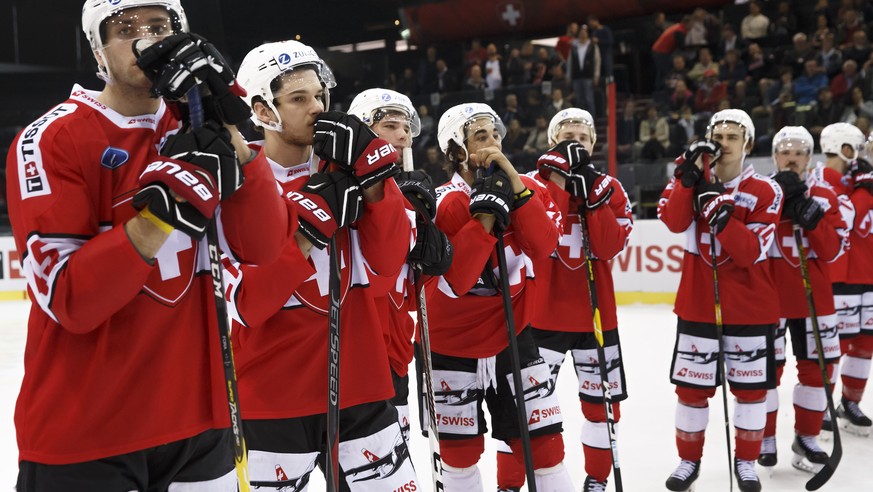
{"left": 366, "top": 142, "right": 398, "bottom": 166}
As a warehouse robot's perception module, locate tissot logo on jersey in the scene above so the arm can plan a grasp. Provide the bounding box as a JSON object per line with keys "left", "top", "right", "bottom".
{"left": 18, "top": 103, "right": 77, "bottom": 199}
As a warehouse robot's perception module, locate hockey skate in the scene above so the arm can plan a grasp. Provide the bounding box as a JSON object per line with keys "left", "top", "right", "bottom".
{"left": 819, "top": 412, "right": 833, "bottom": 441}
{"left": 790, "top": 434, "right": 828, "bottom": 473}
{"left": 665, "top": 460, "right": 700, "bottom": 491}
{"left": 583, "top": 475, "right": 607, "bottom": 492}
{"left": 734, "top": 458, "right": 761, "bottom": 492}
{"left": 756, "top": 435, "right": 777, "bottom": 475}
{"left": 837, "top": 397, "right": 872, "bottom": 437}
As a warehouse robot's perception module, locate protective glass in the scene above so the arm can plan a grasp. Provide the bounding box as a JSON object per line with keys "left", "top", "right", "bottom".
{"left": 100, "top": 7, "right": 177, "bottom": 47}
{"left": 555, "top": 120, "right": 595, "bottom": 144}
{"left": 370, "top": 107, "right": 422, "bottom": 137}
{"left": 774, "top": 137, "right": 811, "bottom": 155}
{"left": 463, "top": 114, "right": 507, "bottom": 144}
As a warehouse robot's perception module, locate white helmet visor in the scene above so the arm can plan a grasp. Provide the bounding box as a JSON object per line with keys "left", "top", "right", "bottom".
{"left": 463, "top": 114, "right": 507, "bottom": 145}
{"left": 774, "top": 137, "right": 811, "bottom": 155}
{"left": 98, "top": 6, "right": 179, "bottom": 48}
{"left": 367, "top": 106, "right": 421, "bottom": 137}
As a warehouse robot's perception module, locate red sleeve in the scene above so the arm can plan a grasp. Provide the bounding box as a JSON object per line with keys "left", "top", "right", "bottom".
{"left": 510, "top": 176, "right": 560, "bottom": 260}
{"left": 220, "top": 154, "right": 294, "bottom": 265}
{"left": 849, "top": 187, "right": 873, "bottom": 228}
{"left": 7, "top": 123, "right": 155, "bottom": 334}
{"left": 658, "top": 176, "right": 696, "bottom": 233}
{"left": 808, "top": 187, "right": 849, "bottom": 263}
{"left": 587, "top": 177, "right": 633, "bottom": 260}
{"left": 436, "top": 191, "right": 497, "bottom": 295}
{"left": 357, "top": 179, "right": 412, "bottom": 278}
{"left": 718, "top": 178, "right": 782, "bottom": 268}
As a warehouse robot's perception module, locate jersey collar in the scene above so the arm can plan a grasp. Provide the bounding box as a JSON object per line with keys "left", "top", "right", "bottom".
{"left": 69, "top": 84, "right": 167, "bottom": 130}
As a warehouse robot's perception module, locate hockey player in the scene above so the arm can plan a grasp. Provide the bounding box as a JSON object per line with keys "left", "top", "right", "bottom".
{"left": 7, "top": 1, "right": 293, "bottom": 489}
{"left": 658, "top": 109, "right": 782, "bottom": 492}
{"left": 347, "top": 88, "right": 452, "bottom": 442}
{"left": 496, "top": 108, "right": 633, "bottom": 492}
{"left": 426, "top": 102, "right": 574, "bottom": 491}
{"left": 227, "top": 41, "right": 418, "bottom": 490}
{"left": 818, "top": 122, "right": 873, "bottom": 437}
{"left": 758, "top": 126, "right": 847, "bottom": 474}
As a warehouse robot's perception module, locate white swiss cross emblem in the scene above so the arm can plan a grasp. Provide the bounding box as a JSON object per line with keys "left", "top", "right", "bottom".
{"left": 24, "top": 162, "right": 38, "bottom": 177}
{"left": 699, "top": 231, "right": 727, "bottom": 267}
{"left": 499, "top": 2, "right": 524, "bottom": 28}
{"left": 556, "top": 221, "right": 586, "bottom": 270}
{"left": 143, "top": 232, "right": 197, "bottom": 306}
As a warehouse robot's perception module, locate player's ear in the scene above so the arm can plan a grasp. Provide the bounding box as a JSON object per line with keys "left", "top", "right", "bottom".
{"left": 252, "top": 98, "right": 276, "bottom": 126}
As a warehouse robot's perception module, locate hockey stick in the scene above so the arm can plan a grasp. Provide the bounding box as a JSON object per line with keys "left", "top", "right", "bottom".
{"left": 188, "top": 86, "right": 251, "bottom": 491}
{"left": 577, "top": 205, "right": 623, "bottom": 491}
{"left": 402, "top": 147, "right": 445, "bottom": 491}
{"left": 792, "top": 225, "right": 842, "bottom": 491}
{"left": 703, "top": 154, "right": 733, "bottom": 491}
{"left": 326, "top": 221, "right": 341, "bottom": 492}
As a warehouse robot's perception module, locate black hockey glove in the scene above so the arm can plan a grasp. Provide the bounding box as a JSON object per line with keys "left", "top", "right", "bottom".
{"left": 694, "top": 180, "right": 734, "bottom": 234}
{"left": 133, "top": 154, "right": 222, "bottom": 239}
{"left": 675, "top": 139, "right": 721, "bottom": 188}
{"left": 772, "top": 170, "right": 808, "bottom": 203}
{"left": 160, "top": 121, "right": 243, "bottom": 201}
{"left": 312, "top": 111, "right": 400, "bottom": 188}
{"left": 469, "top": 169, "right": 514, "bottom": 231}
{"left": 536, "top": 141, "right": 590, "bottom": 180}
{"left": 395, "top": 170, "right": 437, "bottom": 220}
{"left": 771, "top": 170, "right": 824, "bottom": 229}
{"left": 409, "top": 219, "right": 453, "bottom": 276}
{"left": 566, "top": 165, "right": 614, "bottom": 210}
{"left": 134, "top": 33, "right": 251, "bottom": 125}
{"left": 288, "top": 171, "right": 363, "bottom": 249}
{"left": 849, "top": 158, "right": 873, "bottom": 192}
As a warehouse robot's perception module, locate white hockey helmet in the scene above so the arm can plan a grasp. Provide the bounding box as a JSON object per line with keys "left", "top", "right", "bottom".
{"left": 707, "top": 108, "right": 755, "bottom": 149}
{"left": 237, "top": 40, "right": 336, "bottom": 132}
{"left": 348, "top": 88, "right": 421, "bottom": 137}
{"left": 548, "top": 108, "right": 596, "bottom": 147}
{"left": 82, "top": 0, "right": 188, "bottom": 81}
{"left": 771, "top": 126, "right": 814, "bottom": 157}
{"left": 820, "top": 122, "right": 865, "bottom": 162}
{"left": 437, "top": 103, "right": 505, "bottom": 155}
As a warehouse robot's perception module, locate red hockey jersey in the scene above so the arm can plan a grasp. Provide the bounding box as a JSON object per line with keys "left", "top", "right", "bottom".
{"left": 226, "top": 157, "right": 411, "bottom": 419}
{"left": 426, "top": 173, "right": 561, "bottom": 358}
{"left": 6, "top": 86, "right": 291, "bottom": 464}
{"left": 767, "top": 168, "right": 848, "bottom": 318}
{"left": 528, "top": 172, "right": 633, "bottom": 332}
{"left": 820, "top": 164, "right": 873, "bottom": 285}
{"left": 819, "top": 164, "right": 856, "bottom": 283}
{"left": 658, "top": 165, "right": 782, "bottom": 325}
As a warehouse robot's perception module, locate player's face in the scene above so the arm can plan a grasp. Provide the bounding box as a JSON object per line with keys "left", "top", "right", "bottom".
{"left": 464, "top": 117, "right": 503, "bottom": 155}
{"left": 774, "top": 142, "right": 811, "bottom": 176}
{"left": 710, "top": 122, "right": 750, "bottom": 170}
{"left": 371, "top": 112, "right": 412, "bottom": 151}
{"left": 273, "top": 70, "right": 325, "bottom": 146}
{"left": 556, "top": 122, "right": 594, "bottom": 153}
{"left": 101, "top": 6, "right": 175, "bottom": 88}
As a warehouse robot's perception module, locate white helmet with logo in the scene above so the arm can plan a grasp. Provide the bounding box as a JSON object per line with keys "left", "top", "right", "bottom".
{"left": 820, "top": 122, "right": 865, "bottom": 162}
{"left": 548, "top": 108, "right": 596, "bottom": 147}
{"left": 437, "top": 103, "right": 505, "bottom": 155}
{"left": 82, "top": 0, "right": 188, "bottom": 82}
{"left": 771, "top": 126, "right": 814, "bottom": 157}
{"left": 348, "top": 88, "right": 421, "bottom": 137}
{"left": 237, "top": 40, "right": 336, "bottom": 132}
{"left": 707, "top": 108, "right": 755, "bottom": 150}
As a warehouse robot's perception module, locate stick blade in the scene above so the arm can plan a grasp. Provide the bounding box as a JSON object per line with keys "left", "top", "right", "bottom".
{"left": 804, "top": 434, "right": 841, "bottom": 491}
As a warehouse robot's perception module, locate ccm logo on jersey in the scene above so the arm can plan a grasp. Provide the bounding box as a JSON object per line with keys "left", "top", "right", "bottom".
{"left": 286, "top": 191, "right": 331, "bottom": 222}
{"left": 142, "top": 160, "right": 214, "bottom": 201}
{"left": 366, "top": 143, "right": 397, "bottom": 166}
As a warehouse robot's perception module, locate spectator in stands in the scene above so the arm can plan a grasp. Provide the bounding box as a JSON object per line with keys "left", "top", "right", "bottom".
{"left": 841, "top": 85, "right": 873, "bottom": 123}
{"left": 836, "top": 7, "right": 864, "bottom": 49}
{"left": 716, "top": 23, "right": 746, "bottom": 59}
{"left": 769, "top": 0, "right": 798, "bottom": 44}
{"left": 531, "top": 47, "right": 557, "bottom": 84}
{"left": 524, "top": 89, "right": 544, "bottom": 124}
{"left": 505, "top": 48, "right": 528, "bottom": 87}
{"left": 763, "top": 66, "right": 795, "bottom": 109}
{"left": 741, "top": 1, "right": 770, "bottom": 42}
{"left": 731, "top": 80, "right": 759, "bottom": 116}
{"left": 634, "top": 104, "right": 670, "bottom": 161}
{"left": 543, "top": 87, "right": 571, "bottom": 122}
{"left": 523, "top": 114, "right": 551, "bottom": 162}
{"left": 814, "top": 0, "right": 834, "bottom": 26}
{"left": 569, "top": 24, "right": 601, "bottom": 118}
{"left": 396, "top": 67, "right": 416, "bottom": 97}
{"left": 665, "top": 55, "right": 691, "bottom": 91}
{"left": 519, "top": 41, "right": 536, "bottom": 75}
{"left": 806, "top": 87, "right": 845, "bottom": 138}
{"left": 811, "top": 15, "right": 833, "bottom": 50}
{"left": 688, "top": 48, "right": 719, "bottom": 86}
{"left": 746, "top": 42, "right": 775, "bottom": 84}
{"left": 831, "top": 59, "right": 861, "bottom": 103}
{"left": 686, "top": 8, "right": 720, "bottom": 50}
{"left": 556, "top": 22, "right": 579, "bottom": 61}
{"left": 503, "top": 118, "right": 529, "bottom": 164}
{"left": 843, "top": 30, "right": 872, "bottom": 66}
{"left": 695, "top": 69, "right": 728, "bottom": 115}
{"left": 418, "top": 45, "right": 439, "bottom": 93}
{"left": 589, "top": 15, "right": 615, "bottom": 79}
{"left": 669, "top": 79, "right": 695, "bottom": 114}
{"left": 617, "top": 99, "right": 638, "bottom": 161}
{"left": 548, "top": 63, "right": 571, "bottom": 96}
{"left": 500, "top": 93, "right": 527, "bottom": 128}
{"left": 817, "top": 31, "right": 844, "bottom": 78}
{"left": 416, "top": 104, "right": 435, "bottom": 151}
{"left": 464, "top": 38, "right": 488, "bottom": 77}
{"left": 652, "top": 15, "right": 691, "bottom": 90}
{"left": 422, "top": 146, "right": 445, "bottom": 182}
{"left": 856, "top": 114, "right": 871, "bottom": 137}
{"left": 646, "top": 12, "right": 671, "bottom": 48}
{"left": 676, "top": 105, "right": 698, "bottom": 145}
{"left": 435, "top": 59, "right": 459, "bottom": 94}
{"left": 782, "top": 32, "right": 814, "bottom": 77}
{"left": 720, "top": 48, "right": 748, "bottom": 91}
{"left": 484, "top": 43, "right": 503, "bottom": 90}
{"left": 794, "top": 59, "right": 829, "bottom": 104}
{"left": 463, "top": 64, "right": 487, "bottom": 91}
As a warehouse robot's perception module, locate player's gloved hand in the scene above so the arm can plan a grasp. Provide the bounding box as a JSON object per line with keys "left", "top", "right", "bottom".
{"left": 772, "top": 170, "right": 808, "bottom": 202}
{"left": 470, "top": 169, "right": 514, "bottom": 231}
{"left": 675, "top": 140, "right": 721, "bottom": 188}
{"left": 160, "top": 121, "right": 243, "bottom": 201}
{"left": 288, "top": 171, "right": 363, "bottom": 249}
{"left": 849, "top": 158, "right": 873, "bottom": 192}
{"left": 395, "top": 170, "right": 437, "bottom": 220}
{"left": 694, "top": 180, "right": 734, "bottom": 234}
{"left": 134, "top": 33, "right": 251, "bottom": 125}
{"left": 312, "top": 111, "right": 400, "bottom": 188}
{"left": 409, "top": 219, "right": 453, "bottom": 276}
{"left": 566, "top": 165, "right": 614, "bottom": 210}
{"left": 132, "top": 154, "right": 221, "bottom": 239}
{"left": 785, "top": 196, "right": 824, "bottom": 230}
{"left": 536, "top": 141, "right": 590, "bottom": 180}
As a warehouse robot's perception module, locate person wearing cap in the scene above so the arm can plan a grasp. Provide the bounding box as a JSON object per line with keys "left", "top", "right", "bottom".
{"left": 7, "top": 1, "right": 294, "bottom": 489}
{"left": 496, "top": 108, "right": 633, "bottom": 492}
{"left": 757, "top": 126, "right": 847, "bottom": 474}
{"left": 658, "top": 109, "right": 782, "bottom": 492}
{"left": 425, "top": 102, "right": 573, "bottom": 491}
{"left": 225, "top": 41, "right": 418, "bottom": 489}
{"left": 695, "top": 68, "right": 728, "bottom": 115}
